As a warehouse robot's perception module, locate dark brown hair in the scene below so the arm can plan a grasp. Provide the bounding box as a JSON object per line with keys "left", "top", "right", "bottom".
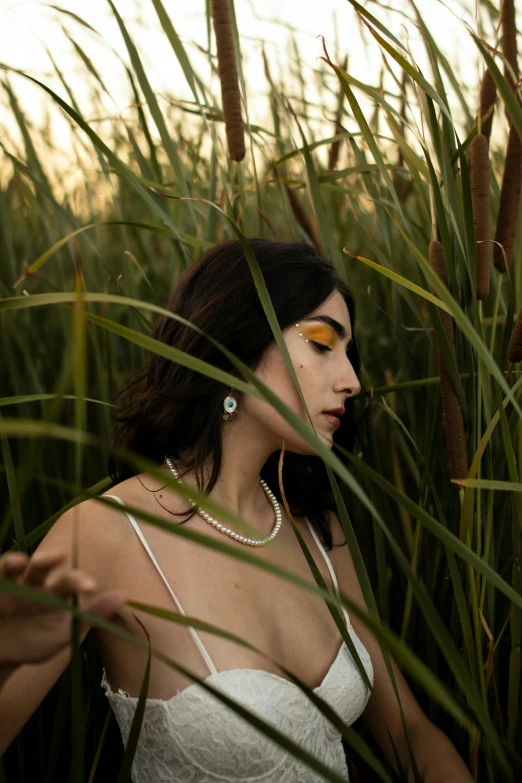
{"left": 108, "top": 238, "right": 362, "bottom": 550}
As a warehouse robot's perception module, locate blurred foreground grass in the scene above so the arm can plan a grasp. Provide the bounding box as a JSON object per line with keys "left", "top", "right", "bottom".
{"left": 1, "top": 1, "right": 522, "bottom": 780}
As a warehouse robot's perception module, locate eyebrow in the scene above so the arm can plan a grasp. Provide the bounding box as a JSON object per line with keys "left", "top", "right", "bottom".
{"left": 302, "top": 315, "right": 353, "bottom": 345}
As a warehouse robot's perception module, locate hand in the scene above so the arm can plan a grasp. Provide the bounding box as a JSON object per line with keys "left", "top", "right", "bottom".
{"left": 0, "top": 550, "right": 125, "bottom": 667}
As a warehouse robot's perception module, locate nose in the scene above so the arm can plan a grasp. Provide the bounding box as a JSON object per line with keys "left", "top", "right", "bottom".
{"left": 336, "top": 354, "right": 361, "bottom": 398}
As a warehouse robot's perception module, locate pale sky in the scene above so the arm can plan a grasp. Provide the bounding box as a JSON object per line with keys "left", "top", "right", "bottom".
{"left": 0, "top": 1, "right": 507, "bottom": 164}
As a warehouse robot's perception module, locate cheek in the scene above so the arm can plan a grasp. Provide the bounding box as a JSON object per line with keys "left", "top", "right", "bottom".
{"left": 248, "top": 342, "right": 324, "bottom": 417}
{"left": 266, "top": 354, "right": 304, "bottom": 405}
{"left": 277, "top": 350, "right": 317, "bottom": 395}
{"left": 246, "top": 355, "right": 303, "bottom": 419}
{"left": 242, "top": 351, "right": 330, "bottom": 453}
{"left": 273, "top": 358, "right": 321, "bottom": 420}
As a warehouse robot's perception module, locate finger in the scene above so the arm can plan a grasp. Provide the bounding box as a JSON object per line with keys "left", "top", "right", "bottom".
{"left": 0, "top": 552, "right": 29, "bottom": 579}
{"left": 23, "top": 551, "right": 68, "bottom": 586}
{"left": 85, "top": 591, "right": 126, "bottom": 621}
{"left": 43, "top": 568, "right": 97, "bottom": 599}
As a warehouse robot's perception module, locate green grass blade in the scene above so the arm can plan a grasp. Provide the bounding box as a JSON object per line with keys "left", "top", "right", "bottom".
{"left": 115, "top": 628, "right": 151, "bottom": 783}
{"left": 0, "top": 410, "right": 26, "bottom": 552}
{"left": 107, "top": 0, "right": 197, "bottom": 235}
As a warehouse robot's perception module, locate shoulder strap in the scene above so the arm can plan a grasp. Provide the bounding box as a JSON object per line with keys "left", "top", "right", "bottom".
{"left": 102, "top": 494, "right": 218, "bottom": 676}
{"left": 304, "top": 516, "right": 349, "bottom": 624}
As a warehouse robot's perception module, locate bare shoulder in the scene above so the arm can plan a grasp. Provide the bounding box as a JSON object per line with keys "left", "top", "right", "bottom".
{"left": 33, "top": 474, "right": 150, "bottom": 589}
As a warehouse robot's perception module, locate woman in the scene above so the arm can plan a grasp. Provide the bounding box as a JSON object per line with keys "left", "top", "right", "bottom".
{"left": 0, "top": 239, "right": 472, "bottom": 781}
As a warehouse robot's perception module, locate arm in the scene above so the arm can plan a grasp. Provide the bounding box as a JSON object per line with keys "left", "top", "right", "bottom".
{"left": 392, "top": 715, "right": 472, "bottom": 782}
{"left": 0, "top": 502, "right": 125, "bottom": 756}
{"left": 362, "top": 658, "right": 472, "bottom": 782}
{"left": 0, "top": 650, "right": 73, "bottom": 756}
{"left": 327, "top": 512, "right": 472, "bottom": 782}
{"left": 0, "top": 663, "right": 18, "bottom": 694}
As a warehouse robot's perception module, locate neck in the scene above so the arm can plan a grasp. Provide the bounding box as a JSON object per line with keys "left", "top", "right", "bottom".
{"left": 170, "top": 415, "right": 281, "bottom": 532}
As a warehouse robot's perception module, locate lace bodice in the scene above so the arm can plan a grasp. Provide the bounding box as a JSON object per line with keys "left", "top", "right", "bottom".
{"left": 100, "top": 495, "right": 374, "bottom": 781}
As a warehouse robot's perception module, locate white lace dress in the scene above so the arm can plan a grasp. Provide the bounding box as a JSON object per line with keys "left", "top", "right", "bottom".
{"left": 101, "top": 495, "right": 374, "bottom": 782}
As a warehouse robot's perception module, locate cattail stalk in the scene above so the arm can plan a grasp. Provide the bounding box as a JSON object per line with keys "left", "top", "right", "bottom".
{"left": 474, "top": 69, "right": 497, "bottom": 143}
{"left": 283, "top": 182, "right": 325, "bottom": 257}
{"left": 507, "top": 308, "right": 522, "bottom": 362}
{"left": 428, "top": 240, "right": 469, "bottom": 480}
{"left": 501, "top": 0, "right": 519, "bottom": 120}
{"left": 210, "top": 0, "right": 245, "bottom": 162}
{"left": 493, "top": 123, "right": 522, "bottom": 272}
{"left": 275, "top": 164, "right": 324, "bottom": 255}
{"left": 327, "top": 120, "right": 344, "bottom": 172}
{"left": 469, "top": 133, "right": 491, "bottom": 299}
{"left": 493, "top": 0, "right": 521, "bottom": 273}
{"left": 327, "top": 56, "right": 347, "bottom": 171}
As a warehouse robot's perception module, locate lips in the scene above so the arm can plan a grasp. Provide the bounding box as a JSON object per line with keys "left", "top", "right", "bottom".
{"left": 323, "top": 407, "right": 345, "bottom": 418}
{"left": 322, "top": 406, "right": 344, "bottom": 430}
{"left": 322, "top": 412, "right": 341, "bottom": 428}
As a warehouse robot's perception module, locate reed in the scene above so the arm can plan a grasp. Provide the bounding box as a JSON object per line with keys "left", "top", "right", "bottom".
{"left": 475, "top": 68, "right": 496, "bottom": 141}
{"left": 507, "top": 307, "right": 522, "bottom": 362}
{"left": 469, "top": 133, "right": 491, "bottom": 299}
{"left": 500, "top": 0, "right": 519, "bottom": 121}
{"left": 493, "top": 121, "right": 522, "bottom": 272}
{"left": 0, "top": 2, "right": 521, "bottom": 781}
{"left": 210, "top": 0, "right": 245, "bottom": 161}
{"left": 282, "top": 179, "right": 325, "bottom": 256}
{"left": 428, "top": 240, "right": 469, "bottom": 480}
{"left": 393, "top": 69, "right": 409, "bottom": 199}
{"left": 327, "top": 55, "right": 347, "bottom": 172}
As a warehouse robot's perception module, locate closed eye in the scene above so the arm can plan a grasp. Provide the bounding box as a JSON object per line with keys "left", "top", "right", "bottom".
{"left": 312, "top": 341, "right": 354, "bottom": 356}
{"left": 311, "top": 341, "right": 332, "bottom": 353}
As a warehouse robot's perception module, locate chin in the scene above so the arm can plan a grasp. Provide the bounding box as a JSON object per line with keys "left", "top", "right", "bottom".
{"left": 274, "top": 424, "right": 332, "bottom": 455}
{"left": 321, "top": 433, "right": 334, "bottom": 450}
{"left": 296, "top": 435, "right": 332, "bottom": 456}
{"left": 279, "top": 438, "right": 318, "bottom": 456}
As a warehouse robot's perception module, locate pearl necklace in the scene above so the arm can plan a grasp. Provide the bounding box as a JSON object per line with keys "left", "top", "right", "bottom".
{"left": 164, "top": 456, "right": 282, "bottom": 546}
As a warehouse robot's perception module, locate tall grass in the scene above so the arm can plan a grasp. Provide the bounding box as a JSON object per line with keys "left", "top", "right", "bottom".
{"left": 0, "top": 1, "right": 521, "bottom": 780}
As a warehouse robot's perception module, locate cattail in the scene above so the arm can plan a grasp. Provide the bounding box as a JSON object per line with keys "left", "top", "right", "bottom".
{"left": 262, "top": 46, "right": 274, "bottom": 87}
{"left": 507, "top": 307, "right": 522, "bottom": 362}
{"left": 501, "top": 0, "right": 519, "bottom": 124}
{"left": 327, "top": 56, "right": 347, "bottom": 171}
{"left": 283, "top": 182, "right": 325, "bottom": 257}
{"left": 469, "top": 133, "right": 491, "bottom": 299}
{"left": 428, "top": 240, "right": 469, "bottom": 480}
{"left": 327, "top": 121, "right": 344, "bottom": 171}
{"left": 474, "top": 69, "right": 497, "bottom": 143}
{"left": 210, "top": 0, "right": 245, "bottom": 162}
{"left": 494, "top": 0, "right": 522, "bottom": 274}
{"left": 501, "top": 0, "right": 519, "bottom": 93}
{"left": 275, "top": 163, "right": 324, "bottom": 255}
{"left": 493, "top": 122, "right": 522, "bottom": 272}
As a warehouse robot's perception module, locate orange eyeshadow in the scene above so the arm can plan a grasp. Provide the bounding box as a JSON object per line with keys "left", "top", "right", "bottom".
{"left": 299, "top": 324, "right": 337, "bottom": 347}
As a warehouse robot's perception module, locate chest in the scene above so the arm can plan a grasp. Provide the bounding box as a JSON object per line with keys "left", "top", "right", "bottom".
{"left": 96, "top": 512, "right": 348, "bottom": 699}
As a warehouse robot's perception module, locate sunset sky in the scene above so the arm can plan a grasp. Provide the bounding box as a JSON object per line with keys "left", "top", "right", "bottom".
{"left": 0, "top": 0, "right": 511, "bottom": 170}
{"left": 0, "top": 1, "right": 486, "bottom": 109}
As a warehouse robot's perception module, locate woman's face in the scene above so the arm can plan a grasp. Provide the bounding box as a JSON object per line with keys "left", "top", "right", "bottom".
{"left": 242, "top": 290, "right": 361, "bottom": 454}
